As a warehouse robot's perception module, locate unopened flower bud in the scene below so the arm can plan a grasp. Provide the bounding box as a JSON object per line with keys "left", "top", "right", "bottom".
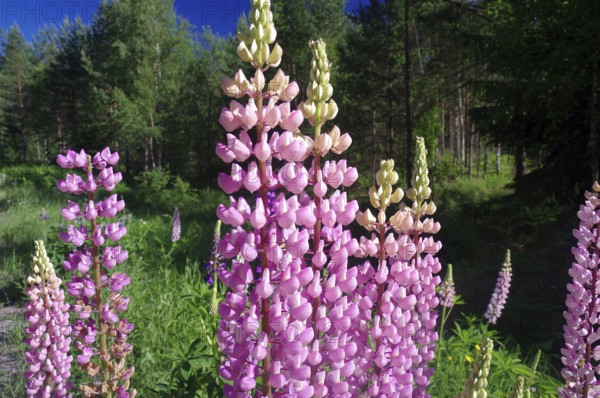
{"left": 267, "top": 43, "right": 282, "bottom": 68}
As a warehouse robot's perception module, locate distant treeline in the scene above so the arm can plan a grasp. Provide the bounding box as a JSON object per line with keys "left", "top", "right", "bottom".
{"left": 0, "top": 0, "right": 598, "bottom": 194}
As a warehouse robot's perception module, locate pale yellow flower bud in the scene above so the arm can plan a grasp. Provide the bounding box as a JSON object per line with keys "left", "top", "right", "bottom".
{"left": 304, "top": 39, "right": 336, "bottom": 126}
{"left": 28, "top": 240, "right": 55, "bottom": 285}
{"left": 369, "top": 186, "right": 380, "bottom": 209}
{"left": 460, "top": 338, "right": 493, "bottom": 398}
{"left": 356, "top": 209, "right": 377, "bottom": 230}
{"left": 237, "top": 41, "right": 253, "bottom": 63}
{"left": 221, "top": 70, "right": 249, "bottom": 98}
{"left": 237, "top": 0, "right": 279, "bottom": 69}
{"left": 267, "top": 43, "right": 283, "bottom": 68}
{"left": 254, "top": 69, "right": 265, "bottom": 92}
{"left": 325, "top": 99, "right": 338, "bottom": 120}
{"left": 315, "top": 132, "right": 332, "bottom": 155}
{"left": 378, "top": 210, "right": 386, "bottom": 224}
{"left": 390, "top": 188, "right": 403, "bottom": 204}
{"left": 299, "top": 101, "right": 316, "bottom": 119}
{"left": 425, "top": 201, "right": 437, "bottom": 215}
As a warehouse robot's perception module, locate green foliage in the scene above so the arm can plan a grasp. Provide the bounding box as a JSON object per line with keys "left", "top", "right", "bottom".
{"left": 130, "top": 169, "right": 201, "bottom": 214}
{"left": 0, "top": 25, "right": 34, "bottom": 161}
{"left": 431, "top": 317, "right": 561, "bottom": 397}
{"left": 0, "top": 164, "right": 65, "bottom": 302}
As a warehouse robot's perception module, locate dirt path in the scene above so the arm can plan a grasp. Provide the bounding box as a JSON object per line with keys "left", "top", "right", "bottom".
{"left": 0, "top": 304, "right": 24, "bottom": 395}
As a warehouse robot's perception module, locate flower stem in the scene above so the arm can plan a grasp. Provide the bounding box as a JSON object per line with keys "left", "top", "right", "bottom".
{"left": 310, "top": 121, "right": 323, "bottom": 385}
{"left": 582, "top": 226, "right": 599, "bottom": 397}
{"left": 89, "top": 190, "right": 111, "bottom": 398}
{"left": 374, "top": 222, "right": 386, "bottom": 377}
{"left": 256, "top": 94, "right": 272, "bottom": 398}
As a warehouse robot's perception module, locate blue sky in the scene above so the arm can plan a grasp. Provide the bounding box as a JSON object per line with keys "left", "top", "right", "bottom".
{"left": 0, "top": 0, "right": 364, "bottom": 41}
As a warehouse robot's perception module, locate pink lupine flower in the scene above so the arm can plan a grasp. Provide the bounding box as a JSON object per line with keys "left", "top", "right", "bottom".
{"left": 484, "top": 250, "right": 512, "bottom": 325}
{"left": 57, "top": 149, "right": 87, "bottom": 169}
{"left": 214, "top": 10, "right": 362, "bottom": 394}
{"left": 57, "top": 147, "right": 136, "bottom": 398}
{"left": 559, "top": 182, "right": 600, "bottom": 397}
{"left": 355, "top": 147, "right": 441, "bottom": 396}
{"left": 24, "top": 241, "right": 73, "bottom": 397}
{"left": 57, "top": 174, "right": 85, "bottom": 194}
{"left": 171, "top": 206, "right": 181, "bottom": 242}
{"left": 92, "top": 147, "right": 119, "bottom": 169}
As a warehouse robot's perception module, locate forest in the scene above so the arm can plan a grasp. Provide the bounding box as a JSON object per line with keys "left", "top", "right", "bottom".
{"left": 1, "top": 0, "right": 599, "bottom": 396}
{"left": 1, "top": 0, "right": 597, "bottom": 188}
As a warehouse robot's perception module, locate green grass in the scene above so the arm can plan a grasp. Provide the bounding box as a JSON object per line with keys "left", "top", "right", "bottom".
{"left": 431, "top": 316, "right": 561, "bottom": 397}
{"left": 0, "top": 164, "right": 64, "bottom": 303}
{"left": 0, "top": 164, "right": 226, "bottom": 397}
{"left": 0, "top": 162, "right": 565, "bottom": 397}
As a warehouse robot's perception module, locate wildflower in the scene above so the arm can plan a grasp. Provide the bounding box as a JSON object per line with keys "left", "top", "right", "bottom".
{"left": 510, "top": 376, "right": 525, "bottom": 398}
{"left": 204, "top": 220, "right": 224, "bottom": 286}
{"left": 38, "top": 208, "right": 48, "bottom": 221}
{"left": 460, "top": 338, "right": 493, "bottom": 398}
{"left": 214, "top": 2, "right": 360, "bottom": 394}
{"left": 559, "top": 182, "right": 600, "bottom": 397}
{"left": 355, "top": 146, "right": 442, "bottom": 396}
{"left": 439, "top": 263, "right": 456, "bottom": 308}
{"left": 24, "top": 240, "right": 73, "bottom": 397}
{"left": 57, "top": 147, "right": 136, "bottom": 398}
{"left": 484, "top": 249, "right": 512, "bottom": 324}
{"left": 171, "top": 206, "right": 181, "bottom": 242}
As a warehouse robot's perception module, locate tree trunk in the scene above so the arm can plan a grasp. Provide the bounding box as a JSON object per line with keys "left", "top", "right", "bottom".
{"left": 591, "top": 57, "right": 598, "bottom": 181}
{"left": 515, "top": 145, "right": 526, "bottom": 179}
{"left": 496, "top": 143, "right": 501, "bottom": 174}
{"left": 18, "top": 79, "right": 27, "bottom": 160}
{"left": 404, "top": 0, "right": 413, "bottom": 186}
{"left": 440, "top": 107, "right": 445, "bottom": 157}
{"left": 149, "top": 113, "right": 156, "bottom": 170}
{"left": 450, "top": 109, "right": 456, "bottom": 164}
{"left": 483, "top": 145, "right": 488, "bottom": 177}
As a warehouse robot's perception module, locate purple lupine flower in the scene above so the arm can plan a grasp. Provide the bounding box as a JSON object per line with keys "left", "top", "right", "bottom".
{"left": 204, "top": 221, "right": 224, "bottom": 285}
{"left": 214, "top": 7, "right": 362, "bottom": 395}
{"left": 57, "top": 147, "right": 136, "bottom": 398}
{"left": 38, "top": 208, "right": 48, "bottom": 221}
{"left": 24, "top": 240, "right": 73, "bottom": 397}
{"left": 484, "top": 249, "right": 512, "bottom": 325}
{"left": 171, "top": 206, "right": 181, "bottom": 242}
{"left": 439, "top": 263, "right": 455, "bottom": 308}
{"left": 559, "top": 182, "right": 600, "bottom": 397}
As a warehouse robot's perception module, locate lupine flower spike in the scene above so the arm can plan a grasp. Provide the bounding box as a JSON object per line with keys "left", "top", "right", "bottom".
{"left": 171, "top": 206, "right": 181, "bottom": 243}
{"left": 440, "top": 263, "right": 455, "bottom": 308}
{"left": 484, "top": 249, "right": 512, "bottom": 325}
{"left": 509, "top": 376, "right": 525, "bottom": 398}
{"left": 460, "top": 338, "right": 493, "bottom": 398}
{"left": 205, "top": 220, "right": 223, "bottom": 315}
{"left": 355, "top": 137, "right": 442, "bottom": 397}
{"left": 24, "top": 240, "right": 73, "bottom": 397}
{"left": 559, "top": 181, "right": 600, "bottom": 397}
{"left": 438, "top": 264, "right": 455, "bottom": 345}
{"left": 215, "top": 0, "right": 360, "bottom": 395}
{"left": 57, "top": 147, "right": 136, "bottom": 398}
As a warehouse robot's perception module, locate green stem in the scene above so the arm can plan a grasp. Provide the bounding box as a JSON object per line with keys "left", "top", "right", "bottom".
{"left": 374, "top": 222, "right": 386, "bottom": 377}
{"left": 255, "top": 93, "right": 273, "bottom": 398}
{"left": 309, "top": 119, "right": 323, "bottom": 386}
{"left": 89, "top": 195, "right": 112, "bottom": 398}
